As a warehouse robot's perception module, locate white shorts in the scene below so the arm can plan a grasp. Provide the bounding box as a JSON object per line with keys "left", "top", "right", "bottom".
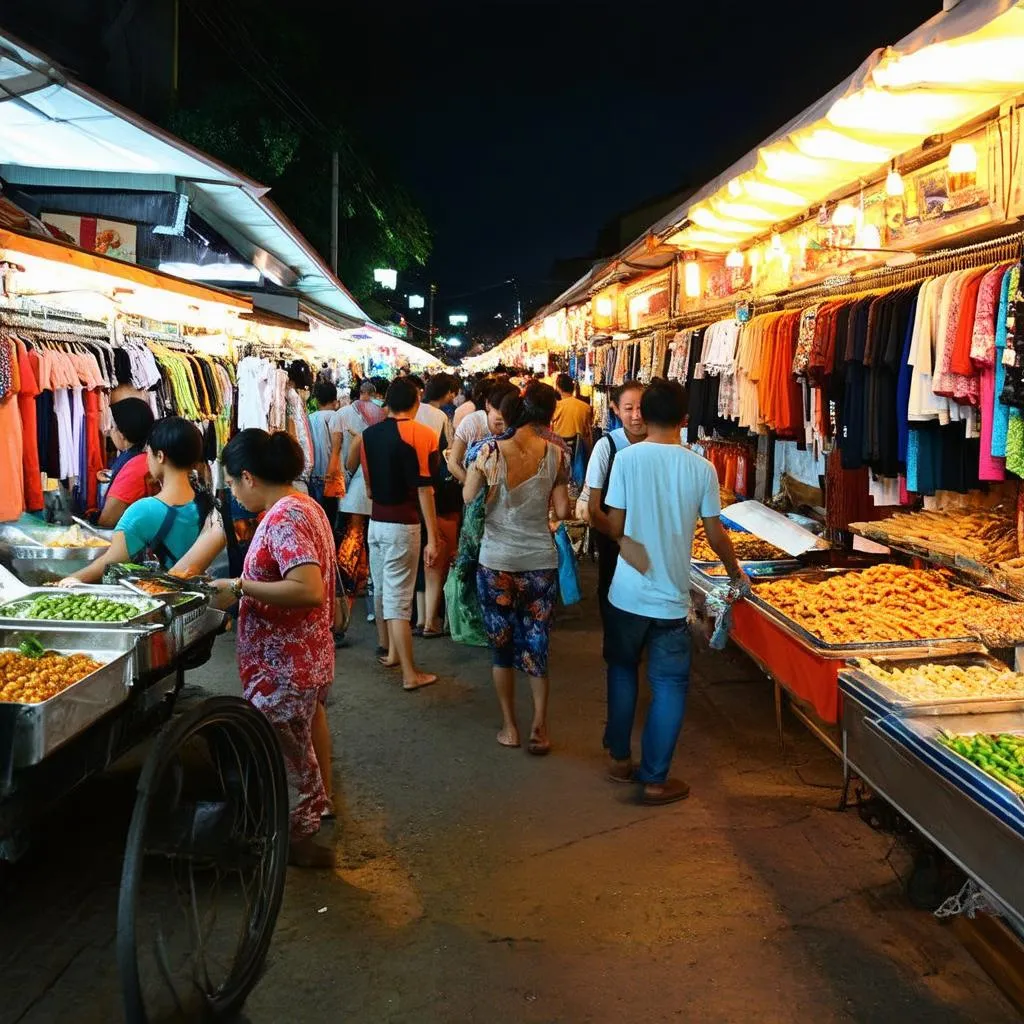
{"left": 368, "top": 520, "right": 421, "bottom": 621}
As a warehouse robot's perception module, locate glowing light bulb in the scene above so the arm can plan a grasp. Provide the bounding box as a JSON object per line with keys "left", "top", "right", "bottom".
{"left": 857, "top": 224, "right": 882, "bottom": 249}
{"left": 725, "top": 249, "right": 745, "bottom": 269}
{"left": 727, "top": 178, "right": 743, "bottom": 197}
{"left": 770, "top": 232, "right": 784, "bottom": 252}
{"left": 948, "top": 142, "right": 978, "bottom": 175}
{"left": 684, "top": 262, "right": 701, "bottom": 298}
{"left": 886, "top": 164, "right": 905, "bottom": 197}
{"left": 831, "top": 202, "right": 858, "bottom": 227}
{"left": 595, "top": 295, "right": 613, "bottom": 318}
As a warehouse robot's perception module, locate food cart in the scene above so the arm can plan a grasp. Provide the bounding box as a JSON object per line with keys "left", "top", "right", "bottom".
{"left": 0, "top": 552, "right": 288, "bottom": 1023}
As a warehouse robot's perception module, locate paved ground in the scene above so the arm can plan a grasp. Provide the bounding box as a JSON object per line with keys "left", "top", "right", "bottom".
{"left": 0, "top": 568, "right": 1018, "bottom": 1023}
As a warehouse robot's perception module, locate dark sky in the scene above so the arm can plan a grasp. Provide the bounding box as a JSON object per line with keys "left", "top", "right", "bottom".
{"left": 322, "top": 0, "right": 940, "bottom": 325}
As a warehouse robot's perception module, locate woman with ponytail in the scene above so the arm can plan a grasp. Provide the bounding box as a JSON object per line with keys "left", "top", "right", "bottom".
{"left": 212, "top": 428, "right": 338, "bottom": 868}
{"left": 63, "top": 416, "right": 212, "bottom": 584}
{"left": 463, "top": 382, "right": 571, "bottom": 755}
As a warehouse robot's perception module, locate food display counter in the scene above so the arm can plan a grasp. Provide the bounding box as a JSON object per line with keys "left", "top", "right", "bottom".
{"left": 839, "top": 659, "right": 1024, "bottom": 931}
{"left": 0, "top": 522, "right": 111, "bottom": 586}
{"left": 0, "top": 571, "right": 225, "bottom": 860}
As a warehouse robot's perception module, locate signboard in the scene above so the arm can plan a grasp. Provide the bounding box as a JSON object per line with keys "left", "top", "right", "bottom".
{"left": 41, "top": 213, "right": 137, "bottom": 263}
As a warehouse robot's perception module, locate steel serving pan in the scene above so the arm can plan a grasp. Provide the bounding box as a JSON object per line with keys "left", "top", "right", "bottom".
{"left": 839, "top": 652, "right": 1024, "bottom": 717}
{"left": 0, "top": 626, "right": 136, "bottom": 766}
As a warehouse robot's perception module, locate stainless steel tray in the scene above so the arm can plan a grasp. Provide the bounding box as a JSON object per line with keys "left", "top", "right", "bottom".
{"left": 744, "top": 569, "right": 1001, "bottom": 658}
{"left": 0, "top": 626, "right": 135, "bottom": 766}
{"left": 692, "top": 558, "right": 801, "bottom": 578}
{"left": 840, "top": 653, "right": 1024, "bottom": 716}
{"left": 0, "top": 586, "right": 164, "bottom": 628}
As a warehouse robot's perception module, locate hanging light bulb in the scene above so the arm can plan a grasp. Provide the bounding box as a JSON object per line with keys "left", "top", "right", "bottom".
{"left": 885, "top": 160, "right": 905, "bottom": 197}
{"left": 725, "top": 249, "right": 745, "bottom": 269}
{"left": 727, "top": 178, "right": 743, "bottom": 198}
{"left": 684, "top": 261, "right": 701, "bottom": 298}
{"left": 831, "top": 202, "right": 858, "bottom": 227}
{"left": 781, "top": 252, "right": 793, "bottom": 275}
{"left": 797, "top": 231, "right": 809, "bottom": 252}
{"left": 948, "top": 142, "right": 978, "bottom": 175}
{"left": 595, "top": 295, "right": 613, "bottom": 318}
{"left": 856, "top": 224, "right": 882, "bottom": 249}
{"left": 770, "top": 232, "right": 784, "bottom": 253}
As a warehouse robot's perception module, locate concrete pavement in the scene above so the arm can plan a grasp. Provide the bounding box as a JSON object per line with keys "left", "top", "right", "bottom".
{"left": 0, "top": 571, "right": 1016, "bottom": 1023}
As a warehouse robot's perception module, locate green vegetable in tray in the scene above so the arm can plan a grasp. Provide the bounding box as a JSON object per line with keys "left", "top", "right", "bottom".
{"left": 11, "top": 594, "right": 143, "bottom": 623}
{"left": 938, "top": 731, "right": 1024, "bottom": 796}
{"left": 17, "top": 635, "right": 46, "bottom": 659}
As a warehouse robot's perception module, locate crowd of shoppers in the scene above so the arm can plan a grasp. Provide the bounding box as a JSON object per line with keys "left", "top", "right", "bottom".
{"left": 57, "top": 358, "right": 746, "bottom": 865}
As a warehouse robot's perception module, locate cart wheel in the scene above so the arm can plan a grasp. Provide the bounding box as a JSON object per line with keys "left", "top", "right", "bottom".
{"left": 117, "top": 696, "right": 289, "bottom": 1023}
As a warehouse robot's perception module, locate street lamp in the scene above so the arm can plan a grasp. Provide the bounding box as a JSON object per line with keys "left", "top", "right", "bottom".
{"left": 373, "top": 268, "right": 397, "bottom": 290}
{"left": 408, "top": 294, "right": 425, "bottom": 310}
{"left": 449, "top": 313, "right": 468, "bottom": 326}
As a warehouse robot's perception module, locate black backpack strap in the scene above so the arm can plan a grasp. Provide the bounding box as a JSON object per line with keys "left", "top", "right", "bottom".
{"left": 147, "top": 503, "right": 182, "bottom": 569}
{"left": 598, "top": 435, "right": 620, "bottom": 514}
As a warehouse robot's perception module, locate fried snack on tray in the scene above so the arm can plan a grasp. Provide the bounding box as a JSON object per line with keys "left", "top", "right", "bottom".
{"left": 855, "top": 659, "right": 1024, "bottom": 702}
{"left": 850, "top": 508, "right": 1018, "bottom": 564}
{"left": 755, "top": 564, "right": 1015, "bottom": 645}
{"left": 0, "top": 650, "right": 103, "bottom": 703}
{"left": 692, "top": 522, "right": 786, "bottom": 563}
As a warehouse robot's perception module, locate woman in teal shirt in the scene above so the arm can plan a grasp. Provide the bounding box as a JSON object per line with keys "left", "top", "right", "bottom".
{"left": 64, "top": 417, "right": 212, "bottom": 585}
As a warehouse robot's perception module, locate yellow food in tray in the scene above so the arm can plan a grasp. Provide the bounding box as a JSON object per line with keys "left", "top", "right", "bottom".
{"left": 755, "top": 564, "right": 1014, "bottom": 645}
{"left": 852, "top": 508, "right": 1017, "bottom": 564}
{"left": 692, "top": 522, "right": 787, "bottom": 563}
{"left": 856, "top": 659, "right": 1024, "bottom": 702}
{"left": 0, "top": 649, "right": 103, "bottom": 703}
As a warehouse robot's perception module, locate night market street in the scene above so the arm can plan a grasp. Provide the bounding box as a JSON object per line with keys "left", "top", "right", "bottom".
{"left": 0, "top": 570, "right": 1014, "bottom": 1024}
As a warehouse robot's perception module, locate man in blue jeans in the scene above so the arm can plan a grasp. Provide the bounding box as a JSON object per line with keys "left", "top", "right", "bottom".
{"left": 602, "top": 379, "right": 747, "bottom": 805}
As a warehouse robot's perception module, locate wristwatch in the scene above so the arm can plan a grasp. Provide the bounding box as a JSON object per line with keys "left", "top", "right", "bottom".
{"left": 230, "top": 577, "right": 244, "bottom": 599}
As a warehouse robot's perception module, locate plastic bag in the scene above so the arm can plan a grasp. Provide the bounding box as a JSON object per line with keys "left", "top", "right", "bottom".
{"left": 554, "top": 523, "right": 582, "bottom": 606}
{"left": 444, "top": 567, "right": 488, "bottom": 647}
{"left": 703, "top": 576, "right": 752, "bottom": 650}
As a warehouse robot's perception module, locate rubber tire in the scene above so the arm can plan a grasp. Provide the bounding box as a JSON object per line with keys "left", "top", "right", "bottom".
{"left": 117, "top": 696, "right": 289, "bottom": 1023}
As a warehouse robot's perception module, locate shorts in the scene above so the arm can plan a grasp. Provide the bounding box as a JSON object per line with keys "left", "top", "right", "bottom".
{"left": 369, "top": 520, "right": 421, "bottom": 621}
{"left": 476, "top": 565, "right": 558, "bottom": 677}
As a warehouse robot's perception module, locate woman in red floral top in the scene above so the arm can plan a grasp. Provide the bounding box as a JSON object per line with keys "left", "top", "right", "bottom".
{"left": 214, "top": 429, "right": 337, "bottom": 868}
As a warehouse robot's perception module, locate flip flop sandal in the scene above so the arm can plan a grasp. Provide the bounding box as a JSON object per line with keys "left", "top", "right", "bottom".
{"left": 375, "top": 645, "right": 388, "bottom": 658}
{"left": 412, "top": 626, "right": 425, "bottom": 637}
{"left": 421, "top": 629, "right": 447, "bottom": 639}
{"left": 528, "top": 737, "right": 551, "bottom": 756}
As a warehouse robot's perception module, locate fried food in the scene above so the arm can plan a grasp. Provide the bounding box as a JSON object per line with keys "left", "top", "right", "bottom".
{"left": 857, "top": 659, "right": 1024, "bottom": 702}
{"left": 755, "top": 563, "right": 1014, "bottom": 644}
{"left": 0, "top": 649, "right": 103, "bottom": 703}
{"left": 692, "top": 522, "right": 786, "bottom": 562}
{"left": 851, "top": 508, "right": 1017, "bottom": 565}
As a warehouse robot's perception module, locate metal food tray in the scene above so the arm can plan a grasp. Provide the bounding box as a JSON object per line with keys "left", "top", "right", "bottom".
{"left": 839, "top": 652, "right": 1024, "bottom": 717}
{"left": 0, "top": 586, "right": 165, "bottom": 629}
{"left": 744, "top": 569, "right": 993, "bottom": 658}
{"left": 886, "top": 711, "right": 1024, "bottom": 815}
{"left": 692, "top": 558, "right": 801, "bottom": 578}
{"left": 0, "top": 626, "right": 136, "bottom": 767}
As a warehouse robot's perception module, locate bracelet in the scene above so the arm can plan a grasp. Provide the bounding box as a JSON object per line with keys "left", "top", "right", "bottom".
{"left": 230, "top": 577, "right": 244, "bottom": 599}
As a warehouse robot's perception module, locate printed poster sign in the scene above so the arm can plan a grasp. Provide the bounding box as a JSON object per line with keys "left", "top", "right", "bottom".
{"left": 41, "top": 213, "right": 137, "bottom": 263}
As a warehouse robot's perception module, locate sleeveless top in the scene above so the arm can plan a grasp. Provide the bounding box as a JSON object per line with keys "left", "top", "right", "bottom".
{"left": 479, "top": 442, "right": 561, "bottom": 573}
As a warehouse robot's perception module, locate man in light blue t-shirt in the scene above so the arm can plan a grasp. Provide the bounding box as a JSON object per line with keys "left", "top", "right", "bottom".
{"left": 603, "top": 379, "right": 746, "bottom": 806}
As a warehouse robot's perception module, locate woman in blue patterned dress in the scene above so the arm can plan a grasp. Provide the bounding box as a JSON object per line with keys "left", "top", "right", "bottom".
{"left": 463, "top": 383, "right": 571, "bottom": 755}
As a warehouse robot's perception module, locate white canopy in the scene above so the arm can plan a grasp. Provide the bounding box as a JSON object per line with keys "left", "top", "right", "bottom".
{"left": 0, "top": 31, "right": 372, "bottom": 327}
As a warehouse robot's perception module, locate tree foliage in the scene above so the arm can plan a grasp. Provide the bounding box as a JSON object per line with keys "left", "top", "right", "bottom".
{"left": 169, "top": 2, "right": 431, "bottom": 303}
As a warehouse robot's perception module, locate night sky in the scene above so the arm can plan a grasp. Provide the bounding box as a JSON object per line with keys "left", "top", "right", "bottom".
{"left": 324, "top": 0, "right": 940, "bottom": 326}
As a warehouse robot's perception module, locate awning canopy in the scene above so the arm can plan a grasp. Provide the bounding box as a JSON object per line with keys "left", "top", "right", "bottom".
{"left": 0, "top": 31, "right": 373, "bottom": 325}
{"left": 665, "top": 0, "right": 1024, "bottom": 252}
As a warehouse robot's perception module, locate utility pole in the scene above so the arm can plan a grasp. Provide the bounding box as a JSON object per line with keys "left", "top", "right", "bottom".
{"left": 330, "top": 150, "right": 340, "bottom": 276}
{"left": 507, "top": 277, "right": 522, "bottom": 326}
{"left": 171, "top": 0, "right": 180, "bottom": 107}
{"left": 428, "top": 283, "right": 437, "bottom": 346}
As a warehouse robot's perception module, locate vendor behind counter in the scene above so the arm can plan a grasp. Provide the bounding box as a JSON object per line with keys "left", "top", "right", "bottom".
{"left": 95, "top": 397, "right": 156, "bottom": 528}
